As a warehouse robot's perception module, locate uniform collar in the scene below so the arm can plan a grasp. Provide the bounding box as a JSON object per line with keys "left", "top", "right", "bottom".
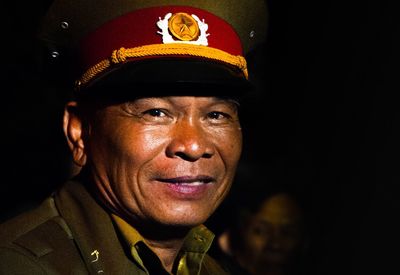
{"left": 111, "top": 213, "right": 215, "bottom": 275}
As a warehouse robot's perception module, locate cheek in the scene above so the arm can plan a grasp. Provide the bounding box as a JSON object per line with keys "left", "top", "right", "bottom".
{"left": 115, "top": 122, "right": 170, "bottom": 154}
{"left": 213, "top": 127, "right": 243, "bottom": 162}
{"left": 131, "top": 128, "right": 168, "bottom": 157}
{"left": 89, "top": 122, "right": 169, "bottom": 178}
{"left": 246, "top": 233, "right": 265, "bottom": 253}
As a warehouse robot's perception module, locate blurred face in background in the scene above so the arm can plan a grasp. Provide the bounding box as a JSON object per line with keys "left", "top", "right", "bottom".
{"left": 237, "top": 193, "right": 305, "bottom": 275}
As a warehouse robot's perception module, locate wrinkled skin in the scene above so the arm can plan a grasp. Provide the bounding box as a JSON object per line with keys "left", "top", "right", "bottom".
{"left": 64, "top": 96, "right": 242, "bottom": 231}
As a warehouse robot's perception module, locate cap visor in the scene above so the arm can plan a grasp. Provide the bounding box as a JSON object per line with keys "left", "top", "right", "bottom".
{"left": 80, "top": 58, "right": 253, "bottom": 98}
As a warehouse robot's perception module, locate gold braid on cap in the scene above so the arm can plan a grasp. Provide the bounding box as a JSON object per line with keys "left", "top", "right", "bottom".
{"left": 76, "top": 43, "right": 248, "bottom": 89}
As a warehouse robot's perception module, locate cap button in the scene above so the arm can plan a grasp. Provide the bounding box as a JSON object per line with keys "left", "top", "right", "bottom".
{"left": 60, "top": 21, "right": 69, "bottom": 30}
{"left": 50, "top": 51, "right": 60, "bottom": 58}
{"left": 194, "top": 235, "right": 205, "bottom": 242}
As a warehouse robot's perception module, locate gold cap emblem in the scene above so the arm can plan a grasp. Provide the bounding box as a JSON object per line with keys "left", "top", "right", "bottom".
{"left": 168, "top": 13, "right": 200, "bottom": 41}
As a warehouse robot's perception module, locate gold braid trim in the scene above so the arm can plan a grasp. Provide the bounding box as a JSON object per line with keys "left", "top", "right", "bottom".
{"left": 76, "top": 43, "right": 248, "bottom": 89}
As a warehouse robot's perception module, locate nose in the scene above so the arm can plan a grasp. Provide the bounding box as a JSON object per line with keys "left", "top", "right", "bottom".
{"left": 265, "top": 229, "right": 284, "bottom": 251}
{"left": 166, "top": 120, "right": 215, "bottom": 161}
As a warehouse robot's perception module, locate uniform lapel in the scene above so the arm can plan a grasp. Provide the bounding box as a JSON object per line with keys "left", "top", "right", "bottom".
{"left": 54, "top": 180, "right": 141, "bottom": 274}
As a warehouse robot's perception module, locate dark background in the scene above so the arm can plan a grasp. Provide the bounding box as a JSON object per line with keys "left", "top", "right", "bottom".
{"left": 1, "top": 0, "right": 399, "bottom": 274}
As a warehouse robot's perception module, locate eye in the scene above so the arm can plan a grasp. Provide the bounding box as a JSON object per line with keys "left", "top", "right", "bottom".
{"left": 251, "top": 224, "right": 269, "bottom": 236}
{"left": 142, "top": 108, "right": 172, "bottom": 124}
{"left": 207, "top": 111, "right": 232, "bottom": 120}
{"left": 205, "top": 111, "right": 238, "bottom": 126}
{"left": 144, "top": 109, "right": 166, "bottom": 117}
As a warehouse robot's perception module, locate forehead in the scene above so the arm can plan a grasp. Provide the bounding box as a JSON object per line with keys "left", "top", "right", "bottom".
{"left": 131, "top": 96, "right": 239, "bottom": 105}
{"left": 254, "top": 194, "right": 303, "bottom": 224}
{"left": 78, "top": 95, "right": 240, "bottom": 113}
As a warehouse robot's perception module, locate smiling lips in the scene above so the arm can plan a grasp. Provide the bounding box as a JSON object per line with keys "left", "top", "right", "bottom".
{"left": 157, "top": 175, "right": 214, "bottom": 196}
{"left": 159, "top": 175, "right": 214, "bottom": 184}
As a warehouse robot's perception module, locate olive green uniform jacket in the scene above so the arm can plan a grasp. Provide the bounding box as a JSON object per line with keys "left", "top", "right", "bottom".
{"left": 0, "top": 180, "right": 228, "bottom": 275}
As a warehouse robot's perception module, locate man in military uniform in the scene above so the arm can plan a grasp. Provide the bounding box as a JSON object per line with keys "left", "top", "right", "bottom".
{"left": 0, "top": 0, "right": 267, "bottom": 274}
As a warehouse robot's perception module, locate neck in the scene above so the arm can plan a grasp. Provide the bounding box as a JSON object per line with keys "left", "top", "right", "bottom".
{"left": 145, "top": 237, "right": 186, "bottom": 272}
{"left": 127, "top": 217, "right": 192, "bottom": 272}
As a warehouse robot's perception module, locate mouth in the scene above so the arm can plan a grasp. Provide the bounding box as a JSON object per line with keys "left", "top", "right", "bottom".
{"left": 158, "top": 175, "right": 214, "bottom": 185}
{"left": 156, "top": 175, "right": 214, "bottom": 196}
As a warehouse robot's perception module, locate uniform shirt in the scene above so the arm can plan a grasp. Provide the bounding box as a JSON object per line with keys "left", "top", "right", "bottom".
{"left": 0, "top": 180, "right": 229, "bottom": 275}
{"left": 112, "top": 214, "right": 215, "bottom": 275}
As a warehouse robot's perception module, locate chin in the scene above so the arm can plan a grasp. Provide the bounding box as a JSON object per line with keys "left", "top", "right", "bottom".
{"left": 156, "top": 208, "right": 211, "bottom": 228}
{"left": 164, "top": 214, "right": 209, "bottom": 227}
{"left": 143, "top": 216, "right": 206, "bottom": 238}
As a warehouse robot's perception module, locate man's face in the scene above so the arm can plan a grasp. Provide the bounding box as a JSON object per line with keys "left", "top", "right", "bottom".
{"left": 83, "top": 96, "right": 242, "bottom": 228}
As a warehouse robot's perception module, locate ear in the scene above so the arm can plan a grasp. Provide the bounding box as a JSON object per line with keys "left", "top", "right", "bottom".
{"left": 63, "top": 101, "right": 87, "bottom": 167}
{"left": 218, "top": 230, "right": 233, "bottom": 256}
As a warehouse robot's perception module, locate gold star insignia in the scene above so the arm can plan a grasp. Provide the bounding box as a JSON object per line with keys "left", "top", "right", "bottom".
{"left": 168, "top": 13, "right": 200, "bottom": 41}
